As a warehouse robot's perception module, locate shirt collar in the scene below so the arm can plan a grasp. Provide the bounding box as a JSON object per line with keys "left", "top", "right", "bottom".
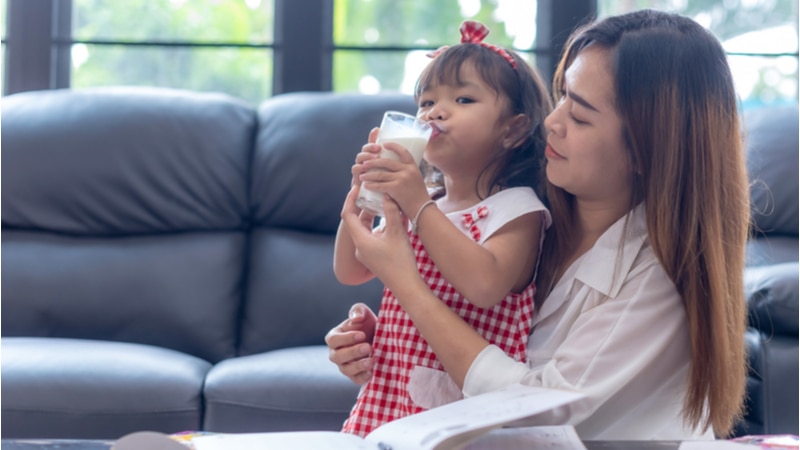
{"left": 573, "top": 203, "right": 649, "bottom": 298}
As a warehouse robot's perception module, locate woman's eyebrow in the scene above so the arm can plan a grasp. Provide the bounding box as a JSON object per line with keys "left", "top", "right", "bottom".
{"left": 568, "top": 90, "right": 599, "bottom": 112}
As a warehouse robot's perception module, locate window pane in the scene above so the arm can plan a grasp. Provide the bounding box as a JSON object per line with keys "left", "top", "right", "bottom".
{"left": 71, "top": 45, "right": 272, "bottom": 102}
{"left": 73, "top": 0, "right": 274, "bottom": 43}
{"left": 333, "top": 0, "right": 538, "bottom": 94}
{"left": 1, "top": 0, "right": 6, "bottom": 38}
{"left": 597, "top": 0, "right": 799, "bottom": 109}
{"left": 333, "top": 0, "right": 537, "bottom": 49}
{"left": 333, "top": 49, "right": 536, "bottom": 95}
{"left": 728, "top": 54, "right": 798, "bottom": 109}
{"left": 333, "top": 50, "right": 425, "bottom": 94}
{"left": 1, "top": 0, "right": 5, "bottom": 95}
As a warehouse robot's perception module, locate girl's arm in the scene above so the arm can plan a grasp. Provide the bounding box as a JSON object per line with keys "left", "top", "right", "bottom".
{"left": 340, "top": 190, "right": 491, "bottom": 387}
{"left": 414, "top": 205, "right": 542, "bottom": 308}
{"left": 359, "top": 145, "right": 542, "bottom": 308}
{"left": 333, "top": 128, "right": 382, "bottom": 285}
{"left": 333, "top": 217, "right": 375, "bottom": 285}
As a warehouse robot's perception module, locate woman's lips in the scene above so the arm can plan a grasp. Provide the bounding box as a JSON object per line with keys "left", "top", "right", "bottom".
{"left": 545, "top": 144, "right": 565, "bottom": 160}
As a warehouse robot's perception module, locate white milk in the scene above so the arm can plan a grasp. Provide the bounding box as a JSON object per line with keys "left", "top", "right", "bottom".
{"left": 375, "top": 135, "right": 429, "bottom": 164}
{"left": 357, "top": 135, "right": 430, "bottom": 216}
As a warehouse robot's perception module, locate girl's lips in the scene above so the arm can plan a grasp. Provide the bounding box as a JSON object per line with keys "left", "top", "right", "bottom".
{"left": 428, "top": 122, "right": 443, "bottom": 140}
{"left": 545, "top": 143, "right": 565, "bottom": 160}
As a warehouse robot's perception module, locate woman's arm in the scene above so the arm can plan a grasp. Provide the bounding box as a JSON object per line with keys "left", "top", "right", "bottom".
{"left": 462, "top": 251, "right": 694, "bottom": 438}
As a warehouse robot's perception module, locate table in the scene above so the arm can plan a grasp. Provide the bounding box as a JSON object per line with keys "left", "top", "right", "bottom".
{"left": 1, "top": 439, "right": 683, "bottom": 449}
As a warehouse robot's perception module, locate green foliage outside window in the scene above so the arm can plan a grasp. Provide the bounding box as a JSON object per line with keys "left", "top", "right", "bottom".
{"left": 71, "top": 0, "right": 274, "bottom": 103}
{"left": 332, "top": 0, "right": 535, "bottom": 93}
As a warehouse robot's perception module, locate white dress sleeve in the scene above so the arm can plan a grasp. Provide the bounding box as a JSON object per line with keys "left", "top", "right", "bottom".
{"left": 448, "top": 187, "right": 551, "bottom": 245}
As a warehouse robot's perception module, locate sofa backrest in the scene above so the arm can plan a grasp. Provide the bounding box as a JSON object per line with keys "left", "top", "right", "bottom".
{"left": 237, "top": 91, "right": 418, "bottom": 355}
{"left": 743, "top": 104, "right": 799, "bottom": 266}
{"left": 2, "top": 87, "right": 255, "bottom": 362}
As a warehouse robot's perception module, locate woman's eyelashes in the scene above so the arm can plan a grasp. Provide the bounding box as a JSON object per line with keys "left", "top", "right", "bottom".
{"left": 569, "top": 112, "right": 589, "bottom": 125}
{"left": 558, "top": 90, "right": 589, "bottom": 125}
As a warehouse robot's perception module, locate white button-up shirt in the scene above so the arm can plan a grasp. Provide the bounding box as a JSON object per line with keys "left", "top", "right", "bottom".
{"left": 462, "top": 205, "right": 714, "bottom": 440}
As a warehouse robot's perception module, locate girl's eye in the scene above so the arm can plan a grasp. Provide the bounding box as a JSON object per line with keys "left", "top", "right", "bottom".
{"left": 456, "top": 97, "right": 475, "bottom": 104}
{"left": 419, "top": 99, "right": 433, "bottom": 108}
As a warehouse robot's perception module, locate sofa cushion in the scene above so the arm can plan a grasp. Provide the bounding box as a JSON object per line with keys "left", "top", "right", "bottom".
{"left": 2, "top": 230, "right": 245, "bottom": 362}
{"left": 1, "top": 337, "right": 211, "bottom": 439}
{"left": 239, "top": 92, "right": 418, "bottom": 355}
{"left": 1, "top": 87, "right": 256, "bottom": 362}
{"left": 203, "top": 346, "right": 359, "bottom": 432}
{"left": 745, "top": 262, "right": 799, "bottom": 337}
{"left": 744, "top": 105, "right": 799, "bottom": 238}
{"left": 1, "top": 87, "right": 254, "bottom": 234}
{"left": 250, "top": 92, "right": 418, "bottom": 233}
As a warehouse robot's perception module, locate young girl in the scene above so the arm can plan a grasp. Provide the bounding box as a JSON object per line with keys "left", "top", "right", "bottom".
{"left": 333, "top": 20, "right": 552, "bottom": 436}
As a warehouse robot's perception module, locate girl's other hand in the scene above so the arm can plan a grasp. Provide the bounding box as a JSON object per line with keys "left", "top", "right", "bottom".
{"left": 350, "top": 127, "right": 381, "bottom": 187}
{"left": 341, "top": 187, "right": 417, "bottom": 287}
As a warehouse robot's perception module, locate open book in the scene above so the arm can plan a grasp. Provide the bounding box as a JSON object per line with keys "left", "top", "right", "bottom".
{"left": 113, "top": 383, "right": 585, "bottom": 450}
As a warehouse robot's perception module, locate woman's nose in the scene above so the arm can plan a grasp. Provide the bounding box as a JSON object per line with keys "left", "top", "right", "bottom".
{"left": 544, "top": 107, "right": 565, "bottom": 137}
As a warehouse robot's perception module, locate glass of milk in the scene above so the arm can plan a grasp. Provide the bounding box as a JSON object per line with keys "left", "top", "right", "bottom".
{"left": 356, "top": 111, "right": 433, "bottom": 216}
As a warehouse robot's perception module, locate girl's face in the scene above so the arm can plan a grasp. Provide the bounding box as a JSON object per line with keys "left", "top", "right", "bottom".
{"left": 416, "top": 62, "right": 518, "bottom": 185}
{"left": 543, "top": 45, "right": 633, "bottom": 207}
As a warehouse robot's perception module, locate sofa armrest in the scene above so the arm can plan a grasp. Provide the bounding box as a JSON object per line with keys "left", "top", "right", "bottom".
{"left": 735, "top": 262, "right": 799, "bottom": 437}
{"left": 745, "top": 262, "right": 799, "bottom": 336}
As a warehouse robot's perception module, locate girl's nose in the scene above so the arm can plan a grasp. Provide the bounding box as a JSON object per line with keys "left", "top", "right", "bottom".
{"left": 425, "top": 104, "right": 447, "bottom": 121}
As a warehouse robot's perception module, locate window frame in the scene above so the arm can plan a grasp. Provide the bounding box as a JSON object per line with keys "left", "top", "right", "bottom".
{"left": 3, "top": 0, "right": 796, "bottom": 102}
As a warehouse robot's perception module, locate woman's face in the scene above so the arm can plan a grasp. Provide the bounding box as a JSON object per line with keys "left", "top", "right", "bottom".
{"left": 543, "top": 45, "right": 633, "bottom": 207}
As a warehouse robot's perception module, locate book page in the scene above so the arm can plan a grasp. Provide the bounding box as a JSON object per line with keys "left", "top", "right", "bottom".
{"left": 363, "top": 384, "right": 585, "bottom": 450}
{"left": 191, "top": 431, "right": 374, "bottom": 450}
{"left": 463, "top": 426, "right": 586, "bottom": 450}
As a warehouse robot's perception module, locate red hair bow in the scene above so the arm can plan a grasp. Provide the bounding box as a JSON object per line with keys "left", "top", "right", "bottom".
{"left": 427, "top": 20, "right": 517, "bottom": 69}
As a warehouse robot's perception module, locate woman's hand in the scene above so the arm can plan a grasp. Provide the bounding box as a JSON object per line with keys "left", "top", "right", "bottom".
{"left": 325, "top": 303, "right": 377, "bottom": 385}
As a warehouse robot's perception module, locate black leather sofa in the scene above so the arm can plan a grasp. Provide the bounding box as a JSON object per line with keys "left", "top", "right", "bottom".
{"left": 735, "top": 104, "right": 799, "bottom": 437}
{"left": 2, "top": 87, "right": 797, "bottom": 439}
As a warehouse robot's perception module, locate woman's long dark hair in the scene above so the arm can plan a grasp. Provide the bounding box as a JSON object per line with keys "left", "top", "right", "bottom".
{"left": 541, "top": 9, "right": 749, "bottom": 437}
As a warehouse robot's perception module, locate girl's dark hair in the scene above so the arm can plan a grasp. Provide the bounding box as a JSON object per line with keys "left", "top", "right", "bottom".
{"left": 414, "top": 44, "right": 552, "bottom": 199}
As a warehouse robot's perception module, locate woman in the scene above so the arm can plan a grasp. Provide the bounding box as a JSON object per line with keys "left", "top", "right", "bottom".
{"left": 327, "top": 9, "right": 749, "bottom": 440}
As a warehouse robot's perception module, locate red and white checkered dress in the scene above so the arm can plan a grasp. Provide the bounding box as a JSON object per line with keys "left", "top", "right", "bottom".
{"left": 342, "top": 188, "right": 550, "bottom": 437}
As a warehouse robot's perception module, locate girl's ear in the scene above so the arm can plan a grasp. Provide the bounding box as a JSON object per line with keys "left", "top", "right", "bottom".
{"left": 502, "top": 114, "right": 531, "bottom": 149}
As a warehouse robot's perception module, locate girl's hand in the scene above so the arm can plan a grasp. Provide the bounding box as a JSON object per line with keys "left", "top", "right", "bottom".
{"left": 350, "top": 127, "right": 381, "bottom": 187}
{"left": 324, "top": 303, "right": 377, "bottom": 385}
{"left": 340, "top": 185, "right": 417, "bottom": 288}
{"left": 358, "top": 142, "right": 431, "bottom": 219}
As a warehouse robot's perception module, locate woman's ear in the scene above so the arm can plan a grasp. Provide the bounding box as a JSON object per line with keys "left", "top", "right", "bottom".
{"left": 502, "top": 114, "right": 532, "bottom": 149}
